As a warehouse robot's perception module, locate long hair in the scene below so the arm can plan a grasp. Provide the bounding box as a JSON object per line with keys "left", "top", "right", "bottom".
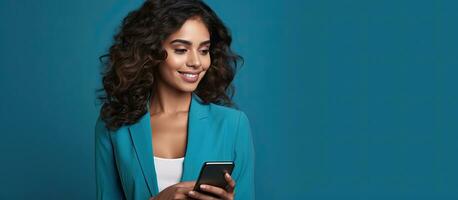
{"left": 98, "top": 0, "right": 243, "bottom": 131}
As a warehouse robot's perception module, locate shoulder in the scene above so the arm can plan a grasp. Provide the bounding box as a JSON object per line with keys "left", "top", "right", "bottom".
{"left": 94, "top": 115, "right": 126, "bottom": 142}
{"left": 94, "top": 115, "right": 111, "bottom": 141}
{"left": 208, "top": 103, "right": 240, "bottom": 117}
{"left": 95, "top": 116, "right": 107, "bottom": 134}
{"left": 208, "top": 103, "right": 247, "bottom": 119}
{"left": 206, "top": 103, "right": 250, "bottom": 129}
{"left": 94, "top": 114, "right": 131, "bottom": 137}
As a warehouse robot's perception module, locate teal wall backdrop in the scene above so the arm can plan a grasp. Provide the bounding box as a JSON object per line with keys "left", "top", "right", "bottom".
{"left": 1, "top": 0, "right": 457, "bottom": 199}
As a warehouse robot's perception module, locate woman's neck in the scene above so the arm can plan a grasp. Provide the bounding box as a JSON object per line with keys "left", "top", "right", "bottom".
{"left": 149, "top": 81, "right": 192, "bottom": 115}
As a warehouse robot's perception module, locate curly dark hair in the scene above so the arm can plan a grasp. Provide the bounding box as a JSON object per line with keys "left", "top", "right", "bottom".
{"left": 97, "top": 0, "right": 243, "bottom": 131}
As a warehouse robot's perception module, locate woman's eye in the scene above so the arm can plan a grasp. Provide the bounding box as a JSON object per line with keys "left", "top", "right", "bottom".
{"left": 200, "top": 49, "right": 209, "bottom": 55}
{"left": 174, "top": 49, "right": 187, "bottom": 54}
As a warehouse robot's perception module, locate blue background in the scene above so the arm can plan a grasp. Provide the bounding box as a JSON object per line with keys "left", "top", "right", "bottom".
{"left": 1, "top": 0, "right": 457, "bottom": 199}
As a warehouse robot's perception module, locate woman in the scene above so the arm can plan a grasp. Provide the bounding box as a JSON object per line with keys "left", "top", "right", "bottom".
{"left": 95, "top": 0, "right": 255, "bottom": 199}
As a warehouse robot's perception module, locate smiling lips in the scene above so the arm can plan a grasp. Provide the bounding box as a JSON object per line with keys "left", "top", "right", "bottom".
{"left": 178, "top": 71, "right": 200, "bottom": 83}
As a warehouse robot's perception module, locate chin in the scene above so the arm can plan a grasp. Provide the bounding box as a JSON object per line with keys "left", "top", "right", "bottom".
{"left": 177, "top": 83, "right": 199, "bottom": 93}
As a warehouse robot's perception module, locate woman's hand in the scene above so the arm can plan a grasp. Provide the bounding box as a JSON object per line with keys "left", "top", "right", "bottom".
{"left": 150, "top": 181, "right": 196, "bottom": 200}
{"left": 186, "top": 173, "right": 236, "bottom": 200}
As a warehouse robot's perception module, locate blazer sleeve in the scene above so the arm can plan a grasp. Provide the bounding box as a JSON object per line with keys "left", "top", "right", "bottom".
{"left": 232, "top": 111, "right": 256, "bottom": 200}
{"left": 95, "top": 117, "right": 125, "bottom": 200}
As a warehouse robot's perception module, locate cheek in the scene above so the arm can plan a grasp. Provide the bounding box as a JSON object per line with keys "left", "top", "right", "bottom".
{"left": 164, "top": 52, "right": 186, "bottom": 70}
{"left": 159, "top": 61, "right": 181, "bottom": 80}
{"left": 200, "top": 63, "right": 210, "bottom": 79}
{"left": 202, "top": 56, "right": 211, "bottom": 70}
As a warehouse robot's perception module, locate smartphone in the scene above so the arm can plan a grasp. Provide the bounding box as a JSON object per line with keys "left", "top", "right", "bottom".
{"left": 193, "top": 161, "right": 235, "bottom": 197}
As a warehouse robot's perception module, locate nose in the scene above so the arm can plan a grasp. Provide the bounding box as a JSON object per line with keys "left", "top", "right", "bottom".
{"left": 186, "top": 50, "right": 202, "bottom": 68}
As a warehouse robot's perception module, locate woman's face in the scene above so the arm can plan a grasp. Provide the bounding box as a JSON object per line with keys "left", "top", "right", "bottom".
{"left": 157, "top": 17, "right": 211, "bottom": 93}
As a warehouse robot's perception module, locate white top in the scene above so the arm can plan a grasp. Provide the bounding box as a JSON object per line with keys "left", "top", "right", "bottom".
{"left": 153, "top": 156, "right": 185, "bottom": 192}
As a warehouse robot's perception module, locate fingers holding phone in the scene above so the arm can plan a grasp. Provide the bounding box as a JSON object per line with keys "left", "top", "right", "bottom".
{"left": 187, "top": 173, "right": 235, "bottom": 200}
{"left": 224, "top": 172, "right": 236, "bottom": 193}
{"left": 152, "top": 181, "right": 196, "bottom": 200}
{"left": 187, "top": 161, "right": 236, "bottom": 200}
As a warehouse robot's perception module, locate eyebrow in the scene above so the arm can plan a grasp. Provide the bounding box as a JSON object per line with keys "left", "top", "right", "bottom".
{"left": 170, "top": 39, "right": 211, "bottom": 46}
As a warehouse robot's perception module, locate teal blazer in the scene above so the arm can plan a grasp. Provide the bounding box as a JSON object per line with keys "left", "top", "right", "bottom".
{"left": 95, "top": 94, "right": 255, "bottom": 200}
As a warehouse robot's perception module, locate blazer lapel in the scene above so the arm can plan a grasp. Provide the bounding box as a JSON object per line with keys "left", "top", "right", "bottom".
{"left": 129, "top": 112, "right": 157, "bottom": 195}
{"left": 181, "top": 93, "right": 210, "bottom": 182}
{"left": 128, "top": 93, "right": 210, "bottom": 196}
